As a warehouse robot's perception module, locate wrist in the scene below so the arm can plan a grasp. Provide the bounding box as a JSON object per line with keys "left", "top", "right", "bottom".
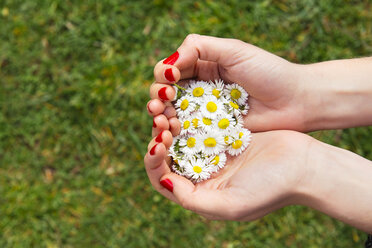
{"left": 294, "top": 139, "right": 372, "bottom": 232}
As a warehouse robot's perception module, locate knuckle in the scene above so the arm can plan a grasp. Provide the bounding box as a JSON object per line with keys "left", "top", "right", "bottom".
{"left": 185, "top": 33, "right": 200, "bottom": 44}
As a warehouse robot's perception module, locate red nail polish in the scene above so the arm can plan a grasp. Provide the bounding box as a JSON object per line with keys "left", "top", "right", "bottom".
{"left": 153, "top": 119, "right": 157, "bottom": 128}
{"left": 163, "top": 51, "right": 179, "bottom": 65}
{"left": 164, "top": 68, "right": 175, "bottom": 82}
{"left": 160, "top": 178, "right": 173, "bottom": 192}
{"left": 147, "top": 102, "right": 153, "bottom": 113}
{"left": 158, "top": 87, "right": 169, "bottom": 101}
{"left": 150, "top": 144, "right": 158, "bottom": 155}
{"left": 155, "top": 131, "right": 164, "bottom": 142}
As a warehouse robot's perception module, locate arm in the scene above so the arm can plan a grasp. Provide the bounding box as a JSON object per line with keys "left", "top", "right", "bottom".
{"left": 301, "top": 57, "right": 372, "bottom": 131}
{"left": 297, "top": 139, "right": 372, "bottom": 233}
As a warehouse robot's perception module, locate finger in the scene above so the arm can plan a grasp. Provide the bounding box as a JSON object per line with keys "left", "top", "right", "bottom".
{"left": 172, "top": 34, "right": 245, "bottom": 71}
{"left": 147, "top": 99, "right": 166, "bottom": 116}
{"left": 179, "top": 60, "right": 221, "bottom": 82}
{"left": 169, "top": 117, "right": 181, "bottom": 136}
{"left": 160, "top": 173, "right": 234, "bottom": 217}
{"left": 154, "top": 63, "right": 181, "bottom": 84}
{"left": 152, "top": 114, "right": 169, "bottom": 137}
{"left": 163, "top": 106, "right": 177, "bottom": 119}
{"left": 150, "top": 83, "right": 176, "bottom": 102}
{"left": 147, "top": 130, "right": 173, "bottom": 151}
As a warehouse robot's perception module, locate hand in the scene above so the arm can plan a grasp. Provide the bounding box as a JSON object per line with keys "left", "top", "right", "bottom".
{"left": 144, "top": 130, "right": 314, "bottom": 220}
{"left": 147, "top": 34, "right": 308, "bottom": 134}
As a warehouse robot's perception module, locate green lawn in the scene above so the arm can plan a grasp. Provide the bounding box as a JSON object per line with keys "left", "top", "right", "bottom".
{"left": 0, "top": 0, "right": 371, "bottom": 247}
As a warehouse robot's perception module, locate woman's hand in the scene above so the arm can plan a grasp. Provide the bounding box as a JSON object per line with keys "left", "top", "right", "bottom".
{"left": 148, "top": 34, "right": 308, "bottom": 134}
{"left": 144, "top": 130, "right": 313, "bottom": 221}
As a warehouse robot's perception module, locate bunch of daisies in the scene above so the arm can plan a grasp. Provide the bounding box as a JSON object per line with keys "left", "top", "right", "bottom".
{"left": 169, "top": 79, "right": 251, "bottom": 183}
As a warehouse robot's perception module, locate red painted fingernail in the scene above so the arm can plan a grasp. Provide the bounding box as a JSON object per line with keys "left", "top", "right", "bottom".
{"left": 163, "top": 51, "right": 179, "bottom": 65}
{"left": 158, "top": 87, "right": 169, "bottom": 101}
{"left": 147, "top": 102, "right": 152, "bottom": 113}
{"left": 150, "top": 144, "right": 158, "bottom": 155}
{"left": 155, "top": 131, "right": 164, "bottom": 143}
{"left": 153, "top": 119, "right": 157, "bottom": 128}
{"left": 164, "top": 68, "right": 175, "bottom": 82}
{"left": 160, "top": 178, "right": 173, "bottom": 192}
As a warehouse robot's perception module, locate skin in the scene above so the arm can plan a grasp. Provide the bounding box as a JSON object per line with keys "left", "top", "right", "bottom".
{"left": 145, "top": 34, "right": 372, "bottom": 232}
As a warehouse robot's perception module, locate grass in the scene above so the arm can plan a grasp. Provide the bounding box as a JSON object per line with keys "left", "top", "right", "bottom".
{"left": 0, "top": 0, "right": 371, "bottom": 247}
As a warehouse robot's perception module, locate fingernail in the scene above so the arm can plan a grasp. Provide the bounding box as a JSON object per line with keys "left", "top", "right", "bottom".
{"left": 163, "top": 51, "right": 179, "bottom": 65}
{"left": 153, "top": 119, "right": 157, "bottom": 128}
{"left": 155, "top": 131, "right": 164, "bottom": 143}
{"left": 158, "top": 87, "right": 169, "bottom": 101}
{"left": 147, "top": 102, "right": 152, "bottom": 113}
{"left": 164, "top": 68, "right": 175, "bottom": 82}
{"left": 150, "top": 144, "right": 158, "bottom": 156}
{"left": 160, "top": 178, "right": 173, "bottom": 192}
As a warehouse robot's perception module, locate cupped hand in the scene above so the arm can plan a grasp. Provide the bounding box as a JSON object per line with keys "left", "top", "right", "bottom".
{"left": 147, "top": 34, "right": 308, "bottom": 134}
{"left": 144, "top": 129, "right": 314, "bottom": 220}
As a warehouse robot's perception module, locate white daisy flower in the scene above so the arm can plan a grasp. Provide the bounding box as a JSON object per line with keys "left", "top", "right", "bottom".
{"left": 180, "top": 118, "right": 197, "bottom": 135}
{"left": 179, "top": 135, "right": 200, "bottom": 156}
{"left": 185, "top": 157, "right": 212, "bottom": 182}
{"left": 210, "top": 79, "right": 224, "bottom": 99}
{"left": 215, "top": 114, "right": 235, "bottom": 132}
{"left": 227, "top": 128, "right": 251, "bottom": 156}
{"left": 224, "top": 83, "right": 248, "bottom": 105}
{"left": 226, "top": 100, "right": 249, "bottom": 116}
{"left": 207, "top": 152, "right": 227, "bottom": 172}
{"left": 175, "top": 96, "right": 196, "bottom": 118}
{"left": 187, "top": 80, "right": 212, "bottom": 98}
{"left": 199, "top": 114, "right": 215, "bottom": 132}
{"left": 197, "top": 130, "right": 225, "bottom": 155}
{"left": 172, "top": 160, "right": 186, "bottom": 176}
{"left": 200, "top": 95, "right": 224, "bottom": 119}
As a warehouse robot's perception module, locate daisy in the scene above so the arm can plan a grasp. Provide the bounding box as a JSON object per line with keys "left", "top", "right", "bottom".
{"left": 197, "top": 130, "right": 225, "bottom": 155}
{"left": 208, "top": 152, "right": 227, "bottom": 171}
{"left": 186, "top": 80, "right": 212, "bottom": 98}
{"left": 185, "top": 157, "right": 212, "bottom": 182}
{"left": 199, "top": 115, "right": 215, "bottom": 132}
{"left": 215, "top": 114, "right": 235, "bottom": 132}
{"left": 172, "top": 161, "right": 186, "bottom": 176}
{"left": 224, "top": 83, "right": 248, "bottom": 105}
{"left": 227, "top": 128, "right": 251, "bottom": 156}
{"left": 179, "top": 135, "right": 200, "bottom": 156}
{"left": 200, "top": 95, "right": 224, "bottom": 119}
{"left": 211, "top": 79, "right": 224, "bottom": 99}
{"left": 180, "top": 118, "right": 197, "bottom": 135}
{"left": 175, "top": 96, "right": 196, "bottom": 118}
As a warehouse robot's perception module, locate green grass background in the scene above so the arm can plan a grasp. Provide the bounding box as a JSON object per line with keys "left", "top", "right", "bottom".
{"left": 1, "top": 0, "right": 372, "bottom": 247}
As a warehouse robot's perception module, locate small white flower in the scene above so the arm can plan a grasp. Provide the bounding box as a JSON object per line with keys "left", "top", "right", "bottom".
{"left": 175, "top": 96, "right": 196, "bottom": 118}
{"left": 227, "top": 128, "right": 251, "bottom": 156}
{"left": 185, "top": 157, "right": 212, "bottom": 182}
{"left": 187, "top": 80, "right": 212, "bottom": 98}
{"left": 224, "top": 83, "right": 248, "bottom": 105}
{"left": 179, "top": 135, "right": 200, "bottom": 156}
{"left": 197, "top": 130, "right": 225, "bottom": 155}
{"left": 214, "top": 114, "right": 236, "bottom": 133}
{"left": 200, "top": 95, "right": 224, "bottom": 119}
{"left": 199, "top": 114, "right": 215, "bottom": 132}
{"left": 210, "top": 79, "right": 224, "bottom": 99}
{"left": 207, "top": 152, "right": 227, "bottom": 172}
{"left": 179, "top": 118, "right": 197, "bottom": 135}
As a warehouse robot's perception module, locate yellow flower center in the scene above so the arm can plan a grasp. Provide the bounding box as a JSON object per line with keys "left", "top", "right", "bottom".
{"left": 193, "top": 165, "right": 202, "bottom": 173}
{"left": 180, "top": 99, "right": 189, "bottom": 110}
{"left": 183, "top": 120, "right": 190, "bottom": 130}
{"left": 187, "top": 137, "right": 196, "bottom": 148}
{"left": 232, "top": 140, "right": 243, "bottom": 149}
{"left": 239, "top": 132, "right": 244, "bottom": 138}
{"left": 202, "top": 117, "right": 212, "bottom": 125}
{"left": 230, "top": 101, "right": 239, "bottom": 109}
{"left": 192, "top": 118, "right": 199, "bottom": 128}
{"left": 212, "top": 155, "right": 219, "bottom": 165}
{"left": 204, "top": 137, "right": 217, "bottom": 147}
{"left": 192, "top": 87, "right": 204, "bottom": 97}
{"left": 212, "top": 89, "right": 220, "bottom": 98}
{"left": 174, "top": 159, "right": 179, "bottom": 165}
{"left": 231, "top": 89, "right": 241, "bottom": 99}
{"left": 224, "top": 136, "right": 230, "bottom": 144}
{"left": 218, "top": 118, "right": 230, "bottom": 129}
{"left": 206, "top": 102, "right": 217, "bottom": 112}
